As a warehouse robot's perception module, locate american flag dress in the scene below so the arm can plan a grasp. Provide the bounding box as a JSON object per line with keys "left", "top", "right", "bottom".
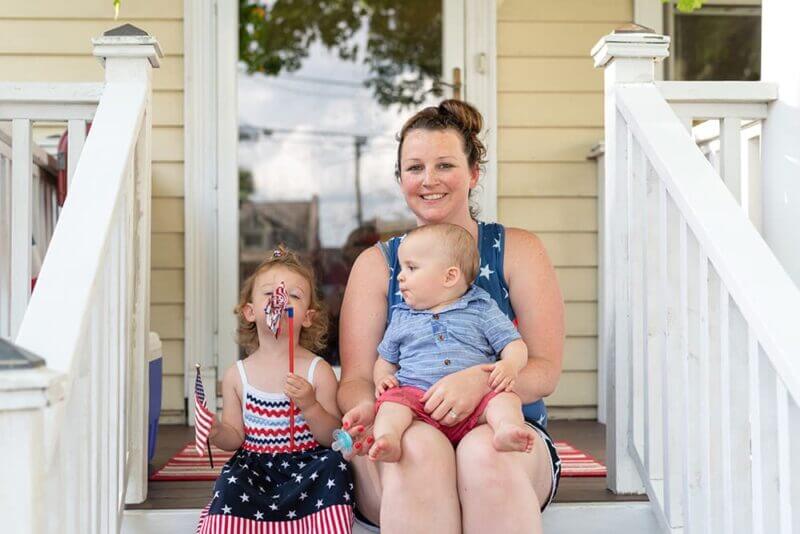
{"left": 197, "top": 357, "right": 354, "bottom": 534}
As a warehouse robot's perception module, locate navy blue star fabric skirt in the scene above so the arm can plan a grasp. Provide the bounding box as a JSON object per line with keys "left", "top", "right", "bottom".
{"left": 197, "top": 446, "right": 354, "bottom": 533}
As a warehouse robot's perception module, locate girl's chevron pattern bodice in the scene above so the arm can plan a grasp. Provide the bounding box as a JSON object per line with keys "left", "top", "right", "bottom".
{"left": 242, "top": 388, "right": 319, "bottom": 453}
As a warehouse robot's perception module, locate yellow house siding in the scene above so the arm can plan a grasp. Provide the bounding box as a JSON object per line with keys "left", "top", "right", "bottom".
{"left": 497, "top": 0, "right": 632, "bottom": 419}
{"left": 0, "top": 0, "right": 186, "bottom": 418}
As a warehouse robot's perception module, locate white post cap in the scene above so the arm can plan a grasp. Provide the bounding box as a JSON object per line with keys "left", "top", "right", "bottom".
{"left": 591, "top": 24, "right": 670, "bottom": 68}
{"left": 91, "top": 24, "right": 164, "bottom": 68}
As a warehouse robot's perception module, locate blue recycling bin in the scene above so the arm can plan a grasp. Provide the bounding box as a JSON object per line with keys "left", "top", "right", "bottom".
{"left": 148, "top": 332, "right": 163, "bottom": 462}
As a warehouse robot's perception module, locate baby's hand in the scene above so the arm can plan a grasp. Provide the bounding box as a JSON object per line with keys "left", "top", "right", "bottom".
{"left": 488, "top": 360, "right": 518, "bottom": 393}
{"left": 284, "top": 373, "right": 316, "bottom": 410}
{"left": 375, "top": 374, "right": 399, "bottom": 398}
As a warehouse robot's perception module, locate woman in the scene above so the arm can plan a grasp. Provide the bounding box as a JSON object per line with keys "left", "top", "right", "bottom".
{"left": 337, "top": 99, "right": 564, "bottom": 534}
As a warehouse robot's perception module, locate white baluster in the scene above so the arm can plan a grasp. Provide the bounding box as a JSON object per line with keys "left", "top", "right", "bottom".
{"left": 754, "top": 342, "right": 780, "bottom": 532}
{"left": 664, "top": 195, "right": 687, "bottom": 528}
{"left": 728, "top": 304, "right": 752, "bottom": 533}
{"left": 89, "top": 299, "right": 102, "bottom": 534}
{"left": 720, "top": 117, "right": 743, "bottom": 205}
{"left": 629, "top": 134, "right": 646, "bottom": 459}
{"left": 707, "top": 268, "right": 726, "bottom": 533}
{"left": 67, "top": 119, "right": 86, "bottom": 189}
{"left": 0, "top": 154, "right": 11, "bottom": 338}
{"left": 775, "top": 380, "right": 792, "bottom": 534}
{"left": 749, "top": 331, "right": 765, "bottom": 534}
{"left": 10, "top": 118, "right": 32, "bottom": 338}
{"left": 684, "top": 235, "right": 711, "bottom": 532}
{"left": 644, "top": 169, "right": 664, "bottom": 483}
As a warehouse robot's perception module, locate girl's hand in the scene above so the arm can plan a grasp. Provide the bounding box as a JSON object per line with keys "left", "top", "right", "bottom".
{"left": 374, "top": 374, "right": 399, "bottom": 398}
{"left": 488, "top": 360, "right": 518, "bottom": 392}
{"left": 340, "top": 401, "right": 375, "bottom": 458}
{"left": 421, "top": 365, "right": 492, "bottom": 426}
{"left": 284, "top": 373, "right": 316, "bottom": 411}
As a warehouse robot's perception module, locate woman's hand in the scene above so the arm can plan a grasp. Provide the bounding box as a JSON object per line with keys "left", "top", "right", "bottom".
{"left": 284, "top": 373, "right": 317, "bottom": 411}
{"left": 340, "top": 400, "right": 375, "bottom": 458}
{"left": 421, "top": 365, "right": 492, "bottom": 426}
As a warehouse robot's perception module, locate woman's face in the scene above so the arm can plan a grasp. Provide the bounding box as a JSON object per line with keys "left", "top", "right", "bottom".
{"left": 398, "top": 128, "right": 479, "bottom": 225}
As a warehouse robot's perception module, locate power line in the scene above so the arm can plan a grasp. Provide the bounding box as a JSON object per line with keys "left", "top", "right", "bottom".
{"left": 280, "top": 74, "right": 369, "bottom": 89}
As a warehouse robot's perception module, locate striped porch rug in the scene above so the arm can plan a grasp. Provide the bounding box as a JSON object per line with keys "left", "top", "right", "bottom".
{"left": 150, "top": 440, "right": 606, "bottom": 481}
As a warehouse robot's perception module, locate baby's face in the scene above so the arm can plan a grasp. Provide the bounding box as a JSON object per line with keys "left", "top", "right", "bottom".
{"left": 396, "top": 232, "right": 455, "bottom": 310}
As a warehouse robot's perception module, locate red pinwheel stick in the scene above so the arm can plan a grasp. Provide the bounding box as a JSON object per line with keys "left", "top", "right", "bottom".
{"left": 287, "top": 306, "right": 295, "bottom": 451}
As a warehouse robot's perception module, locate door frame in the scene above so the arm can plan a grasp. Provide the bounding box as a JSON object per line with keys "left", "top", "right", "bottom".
{"left": 184, "top": 1, "right": 498, "bottom": 411}
{"left": 183, "top": 0, "right": 239, "bottom": 416}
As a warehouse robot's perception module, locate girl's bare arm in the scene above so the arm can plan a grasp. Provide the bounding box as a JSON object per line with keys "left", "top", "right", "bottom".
{"left": 209, "top": 364, "right": 246, "bottom": 451}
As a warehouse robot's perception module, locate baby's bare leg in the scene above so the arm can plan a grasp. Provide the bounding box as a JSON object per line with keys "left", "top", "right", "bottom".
{"left": 370, "top": 402, "right": 415, "bottom": 463}
{"left": 480, "top": 392, "right": 537, "bottom": 453}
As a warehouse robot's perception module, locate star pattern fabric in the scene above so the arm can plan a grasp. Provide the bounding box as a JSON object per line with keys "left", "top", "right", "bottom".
{"left": 197, "top": 362, "right": 353, "bottom": 533}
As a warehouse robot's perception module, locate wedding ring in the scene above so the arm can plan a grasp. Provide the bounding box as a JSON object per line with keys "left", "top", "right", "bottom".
{"left": 449, "top": 410, "right": 458, "bottom": 419}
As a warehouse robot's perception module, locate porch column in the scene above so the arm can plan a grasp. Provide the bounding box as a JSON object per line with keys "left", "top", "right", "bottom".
{"left": 761, "top": 0, "right": 800, "bottom": 288}
{"left": 591, "top": 26, "right": 669, "bottom": 494}
{"left": 92, "top": 24, "right": 162, "bottom": 505}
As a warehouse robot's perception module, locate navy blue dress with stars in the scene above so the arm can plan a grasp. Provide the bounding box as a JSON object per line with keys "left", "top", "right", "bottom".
{"left": 196, "top": 358, "right": 353, "bottom": 534}
{"left": 380, "top": 221, "right": 549, "bottom": 427}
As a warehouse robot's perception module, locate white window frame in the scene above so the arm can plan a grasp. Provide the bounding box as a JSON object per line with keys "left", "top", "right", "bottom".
{"left": 184, "top": 0, "right": 497, "bottom": 410}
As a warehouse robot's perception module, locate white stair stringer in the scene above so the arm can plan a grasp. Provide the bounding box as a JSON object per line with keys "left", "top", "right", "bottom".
{"left": 122, "top": 502, "right": 660, "bottom": 534}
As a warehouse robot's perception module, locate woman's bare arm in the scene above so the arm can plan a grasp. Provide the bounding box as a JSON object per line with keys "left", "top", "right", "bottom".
{"left": 337, "top": 246, "right": 390, "bottom": 415}
{"left": 504, "top": 228, "right": 565, "bottom": 404}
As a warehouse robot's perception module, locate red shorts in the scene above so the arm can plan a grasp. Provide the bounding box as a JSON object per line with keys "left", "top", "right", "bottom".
{"left": 375, "top": 386, "right": 498, "bottom": 445}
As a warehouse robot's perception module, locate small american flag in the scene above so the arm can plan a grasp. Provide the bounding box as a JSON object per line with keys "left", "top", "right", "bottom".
{"left": 194, "top": 365, "right": 215, "bottom": 460}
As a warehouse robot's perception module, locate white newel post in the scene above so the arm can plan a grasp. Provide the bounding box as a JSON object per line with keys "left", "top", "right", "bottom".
{"left": 0, "top": 343, "right": 64, "bottom": 534}
{"left": 760, "top": 0, "right": 800, "bottom": 288}
{"left": 92, "top": 25, "right": 161, "bottom": 504}
{"left": 592, "top": 26, "right": 669, "bottom": 494}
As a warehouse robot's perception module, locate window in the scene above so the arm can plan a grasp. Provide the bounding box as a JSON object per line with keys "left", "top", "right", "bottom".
{"left": 666, "top": 4, "right": 761, "bottom": 81}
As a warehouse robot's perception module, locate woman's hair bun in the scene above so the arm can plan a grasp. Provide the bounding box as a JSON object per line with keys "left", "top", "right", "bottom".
{"left": 438, "top": 99, "right": 483, "bottom": 136}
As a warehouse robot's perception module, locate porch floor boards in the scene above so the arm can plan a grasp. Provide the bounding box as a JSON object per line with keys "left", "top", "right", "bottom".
{"left": 126, "top": 421, "right": 647, "bottom": 510}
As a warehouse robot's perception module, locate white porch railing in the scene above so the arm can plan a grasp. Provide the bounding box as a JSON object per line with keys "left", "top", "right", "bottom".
{"left": 656, "top": 81, "right": 777, "bottom": 234}
{"left": 0, "top": 127, "right": 63, "bottom": 339}
{"left": 594, "top": 29, "right": 800, "bottom": 533}
{"left": 0, "top": 26, "right": 162, "bottom": 534}
{"left": 0, "top": 83, "right": 102, "bottom": 340}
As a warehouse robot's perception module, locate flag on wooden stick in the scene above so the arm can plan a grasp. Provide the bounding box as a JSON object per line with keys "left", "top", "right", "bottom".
{"left": 193, "top": 364, "right": 215, "bottom": 467}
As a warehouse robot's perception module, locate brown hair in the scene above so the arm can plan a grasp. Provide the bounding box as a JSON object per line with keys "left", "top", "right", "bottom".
{"left": 404, "top": 223, "right": 479, "bottom": 284}
{"left": 234, "top": 245, "right": 329, "bottom": 356}
{"left": 395, "top": 99, "right": 488, "bottom": 219}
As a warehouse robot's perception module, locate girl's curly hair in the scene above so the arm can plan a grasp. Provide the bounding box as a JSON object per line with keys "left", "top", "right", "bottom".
{"left": 234, "top": 245, "right": 329, "bottom": 356}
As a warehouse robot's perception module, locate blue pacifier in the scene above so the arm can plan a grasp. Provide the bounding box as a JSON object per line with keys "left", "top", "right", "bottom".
{"left": 331, "top": 428, "right": 354, "bottom": 455}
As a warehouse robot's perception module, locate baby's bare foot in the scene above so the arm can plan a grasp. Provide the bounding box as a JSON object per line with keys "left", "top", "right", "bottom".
{"left": 493, "top": 422, "right": 536, "bottom": 453}
{"left": 368, "top": 435, "right": 402, "bottom": 462}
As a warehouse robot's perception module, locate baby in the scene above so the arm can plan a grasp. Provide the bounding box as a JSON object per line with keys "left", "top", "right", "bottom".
{"left": 369, "top": 223, "right": 538, "bottom": 462}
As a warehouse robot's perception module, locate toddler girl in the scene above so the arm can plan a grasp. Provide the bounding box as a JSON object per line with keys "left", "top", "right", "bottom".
{"left": 196, "top": 246, "right": 353, "bottom": 533}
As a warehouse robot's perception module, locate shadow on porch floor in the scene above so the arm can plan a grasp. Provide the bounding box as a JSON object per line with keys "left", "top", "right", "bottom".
{"left": 127, "top": 420, "right": 647, "bottom": 510}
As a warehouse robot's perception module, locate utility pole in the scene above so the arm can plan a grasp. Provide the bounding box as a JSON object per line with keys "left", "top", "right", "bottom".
{"left": 354, "top": 136, "right": 367, "bottom": 226}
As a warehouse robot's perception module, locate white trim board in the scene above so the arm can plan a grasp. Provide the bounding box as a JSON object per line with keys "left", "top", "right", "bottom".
{"left": 465, "top": 0, "right": 498, "bottom": 222}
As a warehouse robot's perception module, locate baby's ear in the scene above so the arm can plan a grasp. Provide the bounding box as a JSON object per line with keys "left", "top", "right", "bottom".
{"left": 302, "top": 309, "right": 316, "bottom": 328}
{"left": 242, "top": 303, "right": 257, "bottom": 323}
{"left": 443, "top": 266, "right": 461, "bottom": 288}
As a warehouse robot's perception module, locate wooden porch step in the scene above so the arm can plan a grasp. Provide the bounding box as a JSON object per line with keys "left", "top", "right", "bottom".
{"left": 127, "top": 421, "right": 646, "bottom": 511}
{"left": 123, "top": 503, "right": 660, "bottom": 534}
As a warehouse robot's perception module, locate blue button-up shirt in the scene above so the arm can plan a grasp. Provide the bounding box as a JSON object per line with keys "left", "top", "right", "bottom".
{"left": 377, "top": 285, "right": 522, "bottom": 391}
